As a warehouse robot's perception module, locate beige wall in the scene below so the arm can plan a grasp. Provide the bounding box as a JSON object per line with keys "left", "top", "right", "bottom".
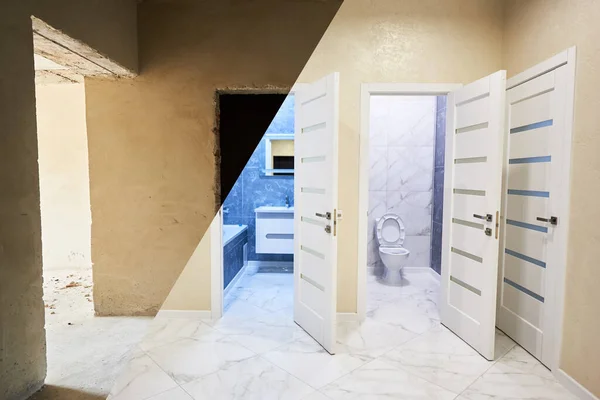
{"left": 0, "top": 2, "right": 137, "bottom": 398}
{"left": 503, "top": 1, "right": 600, "bottom": 396}
{"left": 36, "top": 83, "right": 91, "bottom": 271}
{"left": 161, "top": 0, "right": 504, "bottom": 313}
{"left": 299, "top": 0, "right": 504, "bottom": 311}
{"left": 85, "top": 0, "right": 341, "bottom": 315}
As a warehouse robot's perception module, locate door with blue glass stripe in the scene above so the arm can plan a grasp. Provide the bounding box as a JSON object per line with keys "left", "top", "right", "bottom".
{"left": 440, "top": 71, "right": 507, "bottom": 361}
{"left": 498, "top": 57, "right": 573, "bottom": 367}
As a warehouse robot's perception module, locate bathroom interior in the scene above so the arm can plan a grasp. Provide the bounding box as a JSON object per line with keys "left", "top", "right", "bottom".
{"left": 221, "top": 94, "right": 296, "bottom": 316}
{"left": 367, "top": 94, "right": 447, "bottom": 297}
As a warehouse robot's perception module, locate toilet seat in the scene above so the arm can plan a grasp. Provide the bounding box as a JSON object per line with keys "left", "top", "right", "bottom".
{"left": 379, "top": 247, "right": 409, "bottom": 256}
{"left": 376, "top": 214, "right": 406, "bottom": 247}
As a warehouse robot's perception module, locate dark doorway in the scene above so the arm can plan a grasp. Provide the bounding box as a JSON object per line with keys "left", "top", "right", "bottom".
{"left": 217, "top": 93, "right": 287, "bottom": 205}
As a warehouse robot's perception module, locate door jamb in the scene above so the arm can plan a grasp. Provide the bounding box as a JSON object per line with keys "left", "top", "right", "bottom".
{"left": 357, "top": 83, "right": 462, "bottom": 321}
{"left": 503, "top": 47, "right": 576, "bottom": 373}
{"left": 210, "top": 83, "right": 309, "bottom": 320}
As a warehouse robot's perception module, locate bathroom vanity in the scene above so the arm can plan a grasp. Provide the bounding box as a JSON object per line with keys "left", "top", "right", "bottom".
{"left": 255, "top": 206, "right": 294, "bottom": 254}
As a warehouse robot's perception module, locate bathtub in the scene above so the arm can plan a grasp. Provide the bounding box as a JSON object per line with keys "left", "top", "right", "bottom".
{"left": 223, "top": 224, "right": 248, "bottom": 246}
{"left": 223, "top": 224, "right": 248, "bottom": 289}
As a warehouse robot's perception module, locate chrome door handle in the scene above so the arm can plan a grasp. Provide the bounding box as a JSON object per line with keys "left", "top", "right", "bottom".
{"left": 315, "top": 212, "right": 331, "bottom": 220}
{"left": 537, "top": 216, "right": 558, "bottom": 225}
{"left": 473, "top": 213, "right": 493, "bottom": 222}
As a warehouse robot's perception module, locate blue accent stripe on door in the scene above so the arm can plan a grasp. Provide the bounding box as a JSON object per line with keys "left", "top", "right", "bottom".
{"left": 505, "top": 248, "right": 546, "bottom": 268}
{"left": 504, "top": 278, "right": 545, "bottom": 303}
{"left": 509, "top": 156, "right": 552, "bottom": 164}
{"left": 506, "top": 219, "right": 548, "bottom": 233}
{"left": 507, "top": 189, "right": 550, "bottom": 198}
{"left": 510, "top": 119, "right": 553, "bottom": 134}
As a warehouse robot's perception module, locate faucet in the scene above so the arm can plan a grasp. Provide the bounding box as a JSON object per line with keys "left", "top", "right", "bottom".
{"left": 285, "top": 195, "right": 290, "bottom": 208}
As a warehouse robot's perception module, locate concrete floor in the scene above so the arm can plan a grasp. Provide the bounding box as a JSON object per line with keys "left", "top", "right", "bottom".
{"left": 28, "top": 268, "right": 151, "bottom": 400}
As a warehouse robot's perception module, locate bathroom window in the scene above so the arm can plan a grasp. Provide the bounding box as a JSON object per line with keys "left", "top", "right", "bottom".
{"left": 264, "top": 133, "right": 294, "bottom": 176}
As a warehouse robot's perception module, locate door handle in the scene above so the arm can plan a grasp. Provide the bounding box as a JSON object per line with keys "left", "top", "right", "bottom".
{"left": 537, "top": 216, "right": 558, "bottom": 225}
{"left": 473, "top": 213, "right": 493, "bottom": 222}
{"left": 315, "top": 212, "right": 331, "bottom": 220}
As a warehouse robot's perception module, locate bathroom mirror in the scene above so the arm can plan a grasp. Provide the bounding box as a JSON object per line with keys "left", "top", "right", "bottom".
{"left": 263, "top": 133, "right": 294, "bottom": 176}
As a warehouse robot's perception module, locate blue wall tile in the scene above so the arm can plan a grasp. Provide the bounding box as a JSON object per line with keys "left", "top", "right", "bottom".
{"left": 222, "top": 94, "right": 295, "bottom": 262}
{"left": 431, "top": 96, "right": 446, "bottom": 275}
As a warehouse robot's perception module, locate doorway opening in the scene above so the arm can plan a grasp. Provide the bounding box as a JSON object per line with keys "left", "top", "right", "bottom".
{"left": 217, "top": 92, "right": 296, "bottom": 324}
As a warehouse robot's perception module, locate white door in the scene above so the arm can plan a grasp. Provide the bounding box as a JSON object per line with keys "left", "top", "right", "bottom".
{"left": 497, "top": 49, "right": 575, "bottom": 367}
{"left": 293, "top": 73, "right": 340, "bottom": 354}
{"left": 441, "top": 71, "right": 507, "bottom": 360}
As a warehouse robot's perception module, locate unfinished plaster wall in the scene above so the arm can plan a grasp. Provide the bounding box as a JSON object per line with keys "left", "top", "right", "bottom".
{"left": 503, "top": 1, "right": 600, "bottom": 396}
{"left": 36, "top": 83, "right": 91, "bottom": 271}
{"left": 85, "top": 0, "right": 342, "bottom": 315}
{"left": 0, "top": 2, "right": 137, "bottom": 398}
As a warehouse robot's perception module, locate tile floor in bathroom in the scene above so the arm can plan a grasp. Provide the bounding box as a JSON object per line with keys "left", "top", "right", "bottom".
{"left": 108, "top": 271, "right": 577, "bottom": 400}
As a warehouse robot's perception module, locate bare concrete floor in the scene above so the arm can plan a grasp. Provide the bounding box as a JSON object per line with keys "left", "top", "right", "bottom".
{"left": 29, "top": 268, "right": 151, "bottom": 400}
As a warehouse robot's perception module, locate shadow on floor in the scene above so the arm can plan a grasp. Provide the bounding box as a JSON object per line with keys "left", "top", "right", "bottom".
{"left": 29, "top": 385, "right": 106, "bottom": 400}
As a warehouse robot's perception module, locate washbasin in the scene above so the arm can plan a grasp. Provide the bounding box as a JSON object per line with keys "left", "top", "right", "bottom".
{"left": 254, "top": 206, "right": 294, "bottom": 213}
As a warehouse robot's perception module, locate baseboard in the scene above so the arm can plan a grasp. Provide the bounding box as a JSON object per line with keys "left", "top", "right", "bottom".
{"left": 429, "top": 268, "right": 441, "bottom": 284}
{"left": 337, "top": 312, "right": 360, "bottom": 322}
{"left": 554, "top": 368, "right": 599, "bottom": 400}
{"left": 156, "top": 310, "right": 212, "bottom": 320}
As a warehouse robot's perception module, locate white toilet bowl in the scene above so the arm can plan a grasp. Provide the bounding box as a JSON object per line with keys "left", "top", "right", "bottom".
{"left": 376, "top": 214, "right": 410, "bottom": 285}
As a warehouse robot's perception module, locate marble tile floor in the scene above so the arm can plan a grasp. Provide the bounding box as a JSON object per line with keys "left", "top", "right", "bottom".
{"left": 108, "top": 272, "right": 577, "bottom": 400}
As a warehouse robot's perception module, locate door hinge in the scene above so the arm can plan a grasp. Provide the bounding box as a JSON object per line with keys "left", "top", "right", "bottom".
{"left": 333, "top": 208, "right": 337, "bottom": 236}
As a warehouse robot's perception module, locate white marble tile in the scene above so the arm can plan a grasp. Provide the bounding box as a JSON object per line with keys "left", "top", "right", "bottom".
{"left": 366, "top": 298, "right": 439, "bottom": 335}
{"left": 387, "top": 146, "right": 434, "bottom": 192}
{"left": 244, "top": 284, "right": 294, "bottom": 313}
{"left": 182, "top": 355, "right": 314, "bottom": 400}
{"left": 263, "top": 336, "right": 369, "bottom": 389}
{"left": 140, "top": 318, "right": 218, "bottom": 352}
{"left": 301, "top": 391, "right": 332, "bottom": 400}
{"left": 457, "top": 346, "right": 578, "bottom": 400}
{"left": 382, "top": 325, "right": 494, "bottom": 393}
{"left": 146, "top": 335, "right": 256, "bottom": 385}
{"left": 148, "top": 386, "right": 194, "bottom": 400}
{"left": 320, "top": 359, "right": 457, "bottom": 400}
{"left": 213, "top": 311, "right": 307, "bottom": 354}
{"left": 386, "top": 191, "right": 432, "bottom": 236}
{"left": 403, "top": 235, "right": 431, "bottom": 268}
{"left": 336, "top": 318, "right": 417, "bottom": 358}
{"left": 219, "top": 297, "right": 272, "bottom": 322}
{"left": 386, "top": 97, "right": 436, "bottom": 148}
{"left": 369, "top": 146, "right": 387, "bottom": 191}
{"left": 108, "top": 348, "right": 179, "bottom": 400}
{"left": 367, "top": 191, "right": 386, "bottom": 269}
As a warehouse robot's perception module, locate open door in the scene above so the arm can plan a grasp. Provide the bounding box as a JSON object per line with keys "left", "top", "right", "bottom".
{"left": 293, "top": 73, "right": 340, "bottom": 354}
{"left": 440, "top": 71, "right": 506, "bottom": 360}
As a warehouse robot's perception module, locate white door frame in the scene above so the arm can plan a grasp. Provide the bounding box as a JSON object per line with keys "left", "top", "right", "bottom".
{"left": 502, "top": 47, "right": 576, "bottom": 372}
{"left": 357, "top": 83, "right": 462, "bottom": 320}
{"left": 210, "top": 84, "right": 310, "bottom": 320}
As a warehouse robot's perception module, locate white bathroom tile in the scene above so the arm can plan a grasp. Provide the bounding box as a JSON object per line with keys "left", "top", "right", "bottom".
{"left": 148, "top": 387, "right": 194, "bottom": 400}
{"left": 336, "top": 318, "right": 417, "bottom": 359}
{"left": 386, "top": 191, "right": 432, "bottom": 236}
{"left": 367, "top": 191, "right": 387, "bottom": 268}
{"left": 386, "top": 96, "right": 436, "bottom": 148}
{"left": 457, "top": 346, "right": 578, "bottom": 400}
{"left": 320, "top": 359, "right": 457, "bottom": 400}
{"left": 369, "top": 146, "right": 387, "bottom": 191}
{"left": 181, "top": 355, "right": 314, "bottom": 400}
{"left": 146, "top": 335, "right": 256, "bottom": 385}
{"left": 387, "top": 146, "right": 434, "bottom": 192}
{"left": 108, "top": 348, "right": 179, "bottom": 400}
{"left": 140, "top": 318, "right": 219, "bottom": 352}
{"left": 403, "top": 235, "right": 431, "bottom": 268}
{"left": 262, "top": 336, "right": 369, "bottom": 389}
{"left": 366, "top": 296, "right": 439, "bottom": 335}
{"left": 213, "top": 311, "right": 307, "bottom": 354}
{"left": 301, "top": 391, "right": 332, "bottom": 400}
{"left": 382, "top": 324, "right": 495, "bottom": 393}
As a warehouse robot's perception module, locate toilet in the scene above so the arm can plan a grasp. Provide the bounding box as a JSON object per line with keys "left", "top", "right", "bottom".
{"left": 376, "top": 213, "right": 410, "bottom": 285}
